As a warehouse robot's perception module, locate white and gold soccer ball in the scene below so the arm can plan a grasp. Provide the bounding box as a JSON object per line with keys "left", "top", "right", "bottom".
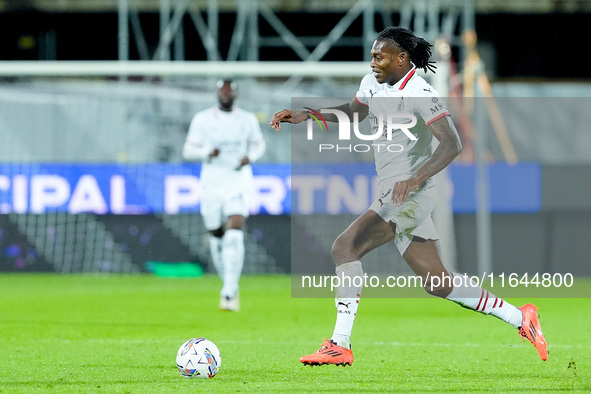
{"left": 176, "top": 338, "right": 221, "bottom": 379}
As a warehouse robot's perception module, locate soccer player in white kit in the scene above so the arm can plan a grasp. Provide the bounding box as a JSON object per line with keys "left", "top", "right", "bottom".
{"left": 270, "top": 27, "right": 547, "bottom": 365}
{"left": 183, "top": 79, "right": 266, "bottom": 311}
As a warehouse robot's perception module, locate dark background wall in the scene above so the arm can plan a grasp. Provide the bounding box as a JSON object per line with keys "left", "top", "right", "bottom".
{"left": 0, "top": 10, "right": 587, "bottom": 79}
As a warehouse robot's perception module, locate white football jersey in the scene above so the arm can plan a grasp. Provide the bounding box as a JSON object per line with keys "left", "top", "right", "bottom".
{"left": 355, "top": 66, "right": 450, "bottom": 192}
{"left": 183, "top": 106, "right": 266, "bottom": 196}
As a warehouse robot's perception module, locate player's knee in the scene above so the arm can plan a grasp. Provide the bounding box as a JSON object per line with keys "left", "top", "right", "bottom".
{"left": 331, "top": 235, "right": 356, "bottom": 265}
{"left": 330, "top": 238, "right": 342, "bottom": 264}
{"left": 225, "top": 222, "right": 243, "bottom": 230}
{"left": 423, "top": 279, "right": 453, "bottom": 298}
{"left": 225, "top": 215, "right": 245, "bottom": 230}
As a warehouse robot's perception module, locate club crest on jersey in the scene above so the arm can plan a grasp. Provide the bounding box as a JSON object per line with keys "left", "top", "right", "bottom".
{"left": 397, "top": 97, "right": 405, "bottom": 112}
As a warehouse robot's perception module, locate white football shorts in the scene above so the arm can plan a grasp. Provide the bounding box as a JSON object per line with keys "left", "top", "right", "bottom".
{"left": 201, "top": 190, "right": 250, "bottom": 231}
{"left": 369, "top": 179, "right": 439, "bottom": 255}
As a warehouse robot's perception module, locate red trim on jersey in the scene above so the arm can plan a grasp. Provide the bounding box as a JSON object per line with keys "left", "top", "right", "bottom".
{"left": 425, "top": 111, "right": 450, "bottom": 126}
{"left": 398, "top": 68, "right": 416, "bottom": 90}
{"left": 492, "top": 297, "right": 499, "bottom": 308}
{"left": 354, "top": 93, "right": 369, "bottom": 107}
{"left": 499, "top": 299, "right": 504, "bottom": 308}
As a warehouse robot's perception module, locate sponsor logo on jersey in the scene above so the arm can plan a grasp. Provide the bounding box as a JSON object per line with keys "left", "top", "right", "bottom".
{"left": 430, "top": 101, "right": 446, "bottom": 114}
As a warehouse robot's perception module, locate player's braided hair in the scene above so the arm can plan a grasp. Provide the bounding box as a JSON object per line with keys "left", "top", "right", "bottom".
{"left": 377, "top": 27, "right": 436, "bottom": 73}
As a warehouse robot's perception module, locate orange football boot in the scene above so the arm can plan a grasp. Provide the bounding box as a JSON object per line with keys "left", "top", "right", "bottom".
{"left": 518, "top": 304, "right": 548, "bottom": 361}
{"left": 300, "top": 339, "right": 353, "bottom": 366}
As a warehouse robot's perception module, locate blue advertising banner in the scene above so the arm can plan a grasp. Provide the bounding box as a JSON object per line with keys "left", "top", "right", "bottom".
{"left": 0, "top": 162, "right": 540, "bottom": 215}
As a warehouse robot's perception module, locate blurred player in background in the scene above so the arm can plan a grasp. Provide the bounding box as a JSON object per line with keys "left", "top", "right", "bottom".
{"left": 183, "top": 79, "right": 266, "bottom": 311}
{"left": 271, "top": 27, "right": 547, "bottom": 365}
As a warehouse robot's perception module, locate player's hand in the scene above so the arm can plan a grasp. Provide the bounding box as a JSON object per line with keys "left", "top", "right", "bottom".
{"left": 237, "top": 156, "right": 250, "bottom": 168}
{"left": 391, "top": 178, "right": 420, "bottom": 207}
{"left": 209, "top": 148, "right": 220, "bottom": 157}
{"left": 269, "top": 109, "right": 307, "bottom": 131}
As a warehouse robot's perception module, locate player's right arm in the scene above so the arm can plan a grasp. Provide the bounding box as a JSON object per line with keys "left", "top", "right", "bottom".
{"left": 182, "top": 113, "right": 219, "bottom": 161}
{"left": 269, "top": 97, "right": 368, "bottom": 131}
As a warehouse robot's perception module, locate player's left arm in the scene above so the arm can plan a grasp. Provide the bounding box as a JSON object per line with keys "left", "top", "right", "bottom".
{"left": 391, "top": 115, "right": 462, "bottom": 206}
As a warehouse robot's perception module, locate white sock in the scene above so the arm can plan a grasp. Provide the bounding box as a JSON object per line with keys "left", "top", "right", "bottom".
{"left": 209, "top": 236, "right": 224, "bottom": 278}
{"left": 331, "top": 260, "right": 363, "bottom": 349}
{"left": 220, "top": 229, "right": 244, "bottom": 299}
{"left": 445, "top": 273, "right": 523, "bottom": 328}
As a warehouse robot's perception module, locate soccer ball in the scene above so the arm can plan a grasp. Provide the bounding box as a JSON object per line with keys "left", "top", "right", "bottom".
{"left": 176, "top": 338, "right": 221, "bottom": 379}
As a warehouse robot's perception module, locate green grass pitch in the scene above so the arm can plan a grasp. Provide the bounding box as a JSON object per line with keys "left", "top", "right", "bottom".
{"left": 1, "top": 274, "right": 590, "bottom": 392}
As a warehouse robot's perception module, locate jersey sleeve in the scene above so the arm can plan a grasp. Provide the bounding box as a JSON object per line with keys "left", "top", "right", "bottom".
{"left": 182, "top": 112, "right": 211, "bottom": 161}
{"left": 412, "top": 85, "right": 451, "bottom": 126}
{"left": 245, "top": 113, "right": 266, "bottom": 163}
{"left": 354, "top": 73, "right": 374, "bottom": 107}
